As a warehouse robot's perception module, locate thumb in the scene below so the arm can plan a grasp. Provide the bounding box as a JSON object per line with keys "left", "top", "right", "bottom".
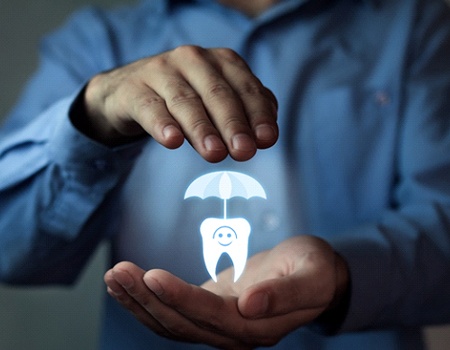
{"left": 237, "top": 273, "right": 334, "bottom": 319}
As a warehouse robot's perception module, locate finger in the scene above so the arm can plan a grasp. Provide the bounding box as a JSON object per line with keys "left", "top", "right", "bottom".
{"left": 141, "top": 269, "right": 241, "bottom": 347}
{"left": 144, "top": 269, "right": 237, "bottom": 331}
{"left": 104, "top": 263, "right": 171, "bottom": 338}
{"left": 171, "top": 46, "right": 258, "bottom": 161}
{"left": 112, "top": 265, "right": 244, "bottom": 348}
{"left": 104, "top": 268, "right": 126, "bottom": 297}
{"left": 151, "top": 71, "right": 230, "bottom": 162}
{"left": 116, "top": 83, "right": 186, "bottom": 150}
{"left": 212, "top": 48, "right": 279, "bottom": 149}
{"left": 88, "top": 69, "right": 186, "bottom": 149}
{"left": 144, "top": 270, "right": 309, "bottom": 347}
{"left": 238, "top": 269, "right": 334, "bottom": 319}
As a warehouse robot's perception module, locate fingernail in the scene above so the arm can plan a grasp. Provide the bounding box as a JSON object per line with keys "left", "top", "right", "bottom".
{"left": 255, "top": 124, "right": 277, "bottom": 142}
{"left": 163, "top": 125, "right": 182, "bottom": 139}
{"left": 145, "top": 276, "right": 164, "bottom": 296}
{"left": 231, "top": 133, "right": 256, "bottom": 152}
{"left": 204, "top": 135, "right": 226, "bottom": 152}
{"left": 247, "top": 292, "right": 269, "bottom": 318}
{"left": 112, "top": 269, "right": 134, "bottom": 289}
{"left": 107, "top": 286, "right": 123, "bottom": 297}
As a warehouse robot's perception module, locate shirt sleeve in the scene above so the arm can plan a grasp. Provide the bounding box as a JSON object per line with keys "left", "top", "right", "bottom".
{"left": 0, "top": 7, "right": 145, "bottom": 285}
{"left": 328, "top": 0, "right": 450, "bottom": 331}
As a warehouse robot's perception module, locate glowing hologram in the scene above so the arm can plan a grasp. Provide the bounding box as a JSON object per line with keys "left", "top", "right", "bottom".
{"left": 200, "top": 218, "right": 250, "bottom": 282}
{"left": 184, "top": 171, "right": 267, "bottom": 282}
{"left": 184, "top": 171, "right": 266, "bottom": 219}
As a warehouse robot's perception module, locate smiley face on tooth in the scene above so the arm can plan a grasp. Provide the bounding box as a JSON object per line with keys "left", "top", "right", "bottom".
{"left": 214, "top": 226, "right": 237, "bottom": 247}
{"left": 200, "top": 218, "right": 251, "bottom": 282}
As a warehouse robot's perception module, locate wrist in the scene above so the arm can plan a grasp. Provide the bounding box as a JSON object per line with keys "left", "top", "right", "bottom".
{"left": 313, "top": 253, "right": 351, "bottom": 333}
{"left": 330, "top": 252, "right": 350, "bottom": 311}
{"left": 70, "top": 81, "right": 144, "bottom": 147}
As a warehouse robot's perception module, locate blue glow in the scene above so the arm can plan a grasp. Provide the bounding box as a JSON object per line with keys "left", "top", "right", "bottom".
{"left": 184, "top": 171, "right": 267, "bottom": 282}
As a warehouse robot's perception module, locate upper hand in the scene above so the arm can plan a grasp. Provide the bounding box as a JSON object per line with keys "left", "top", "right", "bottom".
{"left": 81, "top": 45, "right": 278, "bottom": 162}
{"left": 104, "top": 236, "right": 350, "bottom": 349}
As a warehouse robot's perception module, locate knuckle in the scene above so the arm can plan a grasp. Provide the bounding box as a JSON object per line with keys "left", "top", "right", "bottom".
{"left": 137, "top": 94, "right": 165, "bottom": 109}
{"left": 214, "top": 47, "right": 243, "bottom": 64}
{"left": 223, "top": 116, "right": 249, "bottom": 131}
{"left": 174, "top": 44, "right": 206, "bottom": 61}
{"left": 163, "top": 79, "right": 202, "bottom": 108}
{"left": 237, "top": 81, "right": 266, "bottom": 98}
{"left": 131, "top": 93, "right": 165, "bottom": 119}
{"left": 145, "top": 54, "right": 169, "bottom": 71}
{"left": 169, "top": 89, "right": 201, "bottom": 108}
{"left": 205, "top": 82, "right": 233, "bottom": 100}
{"left": 190, "top": 118, "right": 214, "bottom": 136}
{"left": 140, "top": 54, "right": 170, "bottom": 77}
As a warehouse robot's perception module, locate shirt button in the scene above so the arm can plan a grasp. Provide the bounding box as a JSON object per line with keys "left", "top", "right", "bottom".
{"left": 375, "top": 91, "right": 391, "bottom": 106}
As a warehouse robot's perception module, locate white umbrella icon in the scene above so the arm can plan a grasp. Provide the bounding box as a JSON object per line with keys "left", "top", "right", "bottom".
{"left": 185, "top": 171, "right": 267, "bottom": 282}
{"left": 184, "top": 171, "right": 267, "bottom": 219}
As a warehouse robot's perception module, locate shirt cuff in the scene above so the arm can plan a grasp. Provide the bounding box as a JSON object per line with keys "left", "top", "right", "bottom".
{"left": 48, "top": 93, "right": 147, "bottom": 187}
{"left": 41, "top": 93, "right": 147, "bottom": 240}
{"left": 325, "top": 228, "right": 393, "bottom": 333}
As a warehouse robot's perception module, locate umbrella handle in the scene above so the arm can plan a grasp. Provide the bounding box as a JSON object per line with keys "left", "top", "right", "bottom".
{"left": 223, "top": 198, "right": 227, "bottom": 219}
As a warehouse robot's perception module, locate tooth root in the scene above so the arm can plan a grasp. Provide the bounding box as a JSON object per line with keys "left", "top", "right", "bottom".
{"left": 200, "top": 218, "right": 251, "bottom": 283}
{"left": 200, "top": 218, "right": 222, "bottom": 282}
{"left": 202, "top": 247, "right": 219, "bottom": 282}
{"left": 228, "top": 242, "right": 248, "bottom": 282}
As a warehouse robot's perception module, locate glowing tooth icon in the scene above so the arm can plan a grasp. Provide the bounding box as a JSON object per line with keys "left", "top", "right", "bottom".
{"left": 200, "top": 218, "right": 250, "bottom": 282}
{"left": 184, "top": 171, "right": 266, "bottom": 282}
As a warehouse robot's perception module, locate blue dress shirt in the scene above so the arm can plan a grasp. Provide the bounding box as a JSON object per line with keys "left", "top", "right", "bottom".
{"left": 1, "top": 0, "right": 450, "bottom": 348}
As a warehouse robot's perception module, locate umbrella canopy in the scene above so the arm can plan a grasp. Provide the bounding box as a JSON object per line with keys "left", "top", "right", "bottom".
{"left": 184, "top": 171, "right": 267, "bottom": 218}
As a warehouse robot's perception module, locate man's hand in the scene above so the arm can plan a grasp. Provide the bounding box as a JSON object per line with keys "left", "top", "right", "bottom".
{"left": 104, "top": 236, "right": 350, "bottom": 349}
{"left": 77, "top": 45, "right": 278, "bottom": 162}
